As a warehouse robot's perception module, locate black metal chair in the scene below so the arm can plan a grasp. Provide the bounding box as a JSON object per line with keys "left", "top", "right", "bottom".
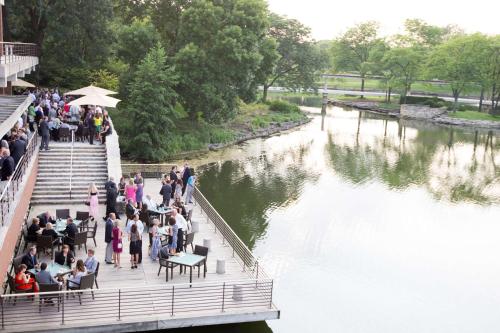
{"left": 58, "top": 127, "right": 70, "bottom": 142}
{"left": 193, "top": 245, "right": 208, "bottom": 278}
{"left": 75, "top": 211, "right": 90, "bottom": 225}
{"left": 183, "top": 233, "right": 195, "bottom": 253}
{"left": 36, "top": 235, "right": 58, "bottom": 259}
{"left": 7, "top": 273, "right": 34, "bottom": 305}
{"left": 73, "top": 232, "right": 88, "bottom": 253}
{"left": 22, "top": 226, "right": 35, "bottom": 251}
{"left": 87, "top": 222, "right": 97, "bottom": 247}
{"left": 187, "top": 209, "right": 193, "bottom": 223}
{"left": 38, "top": 283, "right": 61, "bottom": 312}
{"left": 66, "top": 273, "right": 95, "bottom": 305}
{"left": 56, "top": 209, "right": 70, "bottom": 220}
{"left": 157, "top": 250, "right": 179, "bottom": 282}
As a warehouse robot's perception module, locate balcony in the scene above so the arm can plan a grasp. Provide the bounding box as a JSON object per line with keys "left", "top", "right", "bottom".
{"left": 0, "top": 42, "right": 39, "bottom": 88}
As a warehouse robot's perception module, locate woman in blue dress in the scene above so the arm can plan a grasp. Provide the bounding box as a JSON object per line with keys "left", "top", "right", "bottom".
{"left": 150, "top": 219, "right": 161, "bottom": 261}
{"left": 168, "top": 217, "right": 178, "bottom": 254}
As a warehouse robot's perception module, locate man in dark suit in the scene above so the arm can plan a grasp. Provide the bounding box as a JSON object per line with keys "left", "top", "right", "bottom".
{"left": 39, "top": 116, "right": 50, "bottom": 150}
{"left": 1, "top": 150, "right": 15, "bottom": 182}
{"left": 104, "top": 177, "right": 116, "bottom": 192}
{"left": 9, "top": 135, "right": 26, "bottom": 167}
{"left": 105, "top": 213, "right": 115, "bottom": 264}
{"left": 181, "top": 163, "right": 191, "bottom": 195}
{"left": 62, "top": 218, "right": 78, "bottom": 251}
{"left": 22, "top": 246, "right": 39, "bottom": 270}
{"left": 54, "top": 245, "right": 75, "bottom": 267}
{"left": 159, "top": 180, "right": 172, "bottom": 207}
{"left": 105, "top": 185, "right": 118, "bottom": 219}
{"left": 169, "top": 166, "right": 177, "bottom": 199}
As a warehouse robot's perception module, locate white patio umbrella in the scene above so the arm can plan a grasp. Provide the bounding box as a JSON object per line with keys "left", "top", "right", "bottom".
{"left": 68, "top": 94, "right": 121, "bottom": 108}
{"left": 11, "top": 79, "right": 35, "bottom": 88}
{"left": 65, "top": 84, "right": 117, "bottom": 96}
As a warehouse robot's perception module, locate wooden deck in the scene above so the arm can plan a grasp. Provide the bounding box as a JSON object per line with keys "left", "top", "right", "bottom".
{"left": 1, "top": 179, "right": 278, "bottom": 332}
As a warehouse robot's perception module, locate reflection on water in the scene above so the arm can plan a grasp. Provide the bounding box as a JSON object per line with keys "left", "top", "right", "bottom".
{"left": 188, "top": 105, "right": 500, "bottom": 333}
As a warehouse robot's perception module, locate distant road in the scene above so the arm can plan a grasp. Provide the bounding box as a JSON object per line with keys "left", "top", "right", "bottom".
{"left": 267, "top": 87, "right": 489, "bottom": 106}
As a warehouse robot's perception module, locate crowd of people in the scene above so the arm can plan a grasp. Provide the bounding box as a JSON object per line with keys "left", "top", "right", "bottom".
{"left": 25, "top": 88, "right": 113, "bottom": 150}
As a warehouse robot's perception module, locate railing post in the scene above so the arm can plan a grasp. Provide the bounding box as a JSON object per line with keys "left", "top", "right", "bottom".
{"left": 221, "top": 282, "right": 226, "bottom": 313}
{"left": 269, "top": 280, "right": 273, "bottom": 309}
{"left": 171, "top": 286, "right": 175, "bottom": 316}
{"left": 256, "top": 262, "right": 259, "bottom": 288}
{"left": 1, "top": 297, "right": 4, "bottom": 329}
{"left": 61, "top": 293, "right": 65, "bottom": 325}
{"left": 118, "top": 289, "right": 121, "bottom": 321}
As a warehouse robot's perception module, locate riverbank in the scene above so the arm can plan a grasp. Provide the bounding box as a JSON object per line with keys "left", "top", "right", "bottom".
{"left": 121, "top": 101, "right": 311, "bottom": 163}
{"left": 330, "top": 99, "right": 500, "bottom": 131}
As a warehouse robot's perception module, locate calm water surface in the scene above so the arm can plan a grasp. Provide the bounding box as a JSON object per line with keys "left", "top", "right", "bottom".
{"left": 171, "top": 105, "right": 500, "bottom": 333}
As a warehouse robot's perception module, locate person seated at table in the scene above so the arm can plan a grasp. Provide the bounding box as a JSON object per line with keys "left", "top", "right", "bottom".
{"left": 143, "top": 195, "right": 158, "bottom": 211}
{"left": 27, "top": 217, "right": 41, "bottom": 242}
{"left": 125, "top": 199, "right": 136, "bottom": 222}
{"left": 83, "top": 249, "right": 98, "bottom": 274}
{"left": 42, "top": 222, "right": 60, "bottom": 245}
{"left": 62, "top": 218, "right": 78, "bottom": 251}
{"left": 55, "top": 245, "right": 75, "bottom": 267}
{"left": 67, "top": 260, "right": 87, "bottom": 289}
{"left": 35, "top": 262, "right": 58, "bottom": 285}
{"left": 21, "top": 246, "right": 39, "bottom": 271}
{"left": 172, "top": 198, "right": 188, "bottom": 219}
{"left": 15, "top": 264, "right": 39, "bottom": 293}
{"left": 37, "top": 211, "right": 55, "bottom": 228}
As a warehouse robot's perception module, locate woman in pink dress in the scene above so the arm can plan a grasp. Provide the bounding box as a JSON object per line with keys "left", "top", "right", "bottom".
{"left": 112, "top": 220, "right": 123, "bottom": 268}
{"left": 87, "top": 182, "right": 99, "bottom": 220}
{"left": 125, "top": 179, "right": 136, "bottom": 204}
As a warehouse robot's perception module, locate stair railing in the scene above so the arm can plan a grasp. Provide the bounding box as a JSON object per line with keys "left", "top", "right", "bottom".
{"left": 69, "top": 130, "right": 75, "bottom": 199}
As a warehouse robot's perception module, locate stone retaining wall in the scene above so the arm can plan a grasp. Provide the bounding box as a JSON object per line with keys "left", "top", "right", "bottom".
{"left": 400, "top": 104, "right": 447, "bottom": 119}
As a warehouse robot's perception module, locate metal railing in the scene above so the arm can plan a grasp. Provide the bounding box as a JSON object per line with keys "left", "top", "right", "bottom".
{"left": 69, "top": 130, "right": 74, "bottom": 199}
{"left": 0, "top": 130, "right": 38, "bottom": 226}
{"left": 0, "top": 42, "right": 39, "bottom": 64}
{"left": 0, "top": 279, "right": 274, "bottom": 330}
{"left": 193, "top": 187, "right": 270, "bottom": 280}
{"left": 121, "top": 163, "right": 175, "bottom": 178}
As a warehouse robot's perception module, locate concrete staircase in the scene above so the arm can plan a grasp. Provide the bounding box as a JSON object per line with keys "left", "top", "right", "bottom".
{"left": 31, "top": 143, "right": 108, "bottom": 205}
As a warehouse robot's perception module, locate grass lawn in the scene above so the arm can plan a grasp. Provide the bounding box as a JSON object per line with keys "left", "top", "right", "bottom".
{"left": 448, "top": 110, "right": 500, "bottom": 122}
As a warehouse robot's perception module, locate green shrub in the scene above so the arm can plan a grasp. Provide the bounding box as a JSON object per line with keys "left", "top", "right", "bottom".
{"left": 268, "top": 100, "right": 300, "bottom": 113}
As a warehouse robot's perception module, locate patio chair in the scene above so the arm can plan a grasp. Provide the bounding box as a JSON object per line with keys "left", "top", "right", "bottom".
{"left": 7, "top": 273, "right": 34, "bottom": 305}
{"left": 58, "top": 127, "right": 70, "bottom": 142}
{"left": 193, "top": 245, "right": 208, "bottom": 278}
{"left": 73, "top": 231, "right": 88, "bottom": 253}
{"left": 38, "top": 283, "right": 61, "bottom": 312}
{"left": 76, "top": 211, "right": 90, "bottom": 225}
{"left": 11, "top": 255, "right": 25, "bottom": 274}
{"left": 56, "top": 209, "right": 70, "bottom": 220}
{"left": 187, "top": 209, "right": 193, "bottom": 223}
{"left": 157, "top": 250, "right": 179, "bottom": 282}
{"left": 36, "top": 235, "right": 58, "bottom": 259}
{"left": 67, "top": 273, "right": 95, "bottom": 305}
{"left": 22, "top": 226, "right": 36, "bottom": 251}
{"left": 87, "top": 222, "right": 97, "bottom": 247}
{"left": 183, "top": 233, "right": 195, "bottom": 253}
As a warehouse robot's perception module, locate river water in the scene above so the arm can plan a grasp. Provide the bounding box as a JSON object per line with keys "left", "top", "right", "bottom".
{"left": 172, "top": 104, "right": 500, "bottom": 333}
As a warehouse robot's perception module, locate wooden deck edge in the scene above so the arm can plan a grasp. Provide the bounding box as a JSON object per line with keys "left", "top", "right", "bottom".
{"left": 9, "top": 308, "right": 280, "bottom": 333}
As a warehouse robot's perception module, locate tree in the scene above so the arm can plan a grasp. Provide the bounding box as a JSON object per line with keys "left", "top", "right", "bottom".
{"left": 257, "top": 14, "right": 326, "bottom": 102}
{"left": 6, "top": 0, "right": 114, "bottom": 87}
{"left": 331, "top": 21, "right": 383, "bottom": 96}
{"left": 399, "top": 19, "right": 462, "bottom": 48}
{"left": 476, "top": 36, "right": 500, "bottom": 113}
{"left": 115, "top": 19, "right": 161, "bottom": 67}
{"left": 382, "top": 47, "right": 423, "bottom": 104}
{"left": 150, "top": 0, "right": 192, "bottom": 55}
{"left": 427, "top": 35, "right": 486, "bottom": 111}
{"left": 122, "top": 45, "right": 179, "bottom": 161}
{"left": 175, "top": 0, "right": 268, "bottom": 123}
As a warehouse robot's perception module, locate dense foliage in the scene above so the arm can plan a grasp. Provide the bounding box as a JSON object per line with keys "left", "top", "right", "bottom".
{"left": 330, "top": 19, "right": 500, "bottom": 113}
{"left": 6, "top": 0, "right": 326, "bottom": 160}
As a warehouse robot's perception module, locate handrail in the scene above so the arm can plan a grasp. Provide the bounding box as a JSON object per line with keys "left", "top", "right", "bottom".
{"left": 69, "top": 130, "right": 74, "bottom": 199}
{"left": 0, "top": 129, "right": 38, "bottom": 226}
{"left": 193, "top": 187, "right": 270, "bottom": 279}
{"left": 0, "top": 42, "right": 38, "bottom": 64}
{"left": 0, "top": 279, "right": 275, "bottom": 330}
